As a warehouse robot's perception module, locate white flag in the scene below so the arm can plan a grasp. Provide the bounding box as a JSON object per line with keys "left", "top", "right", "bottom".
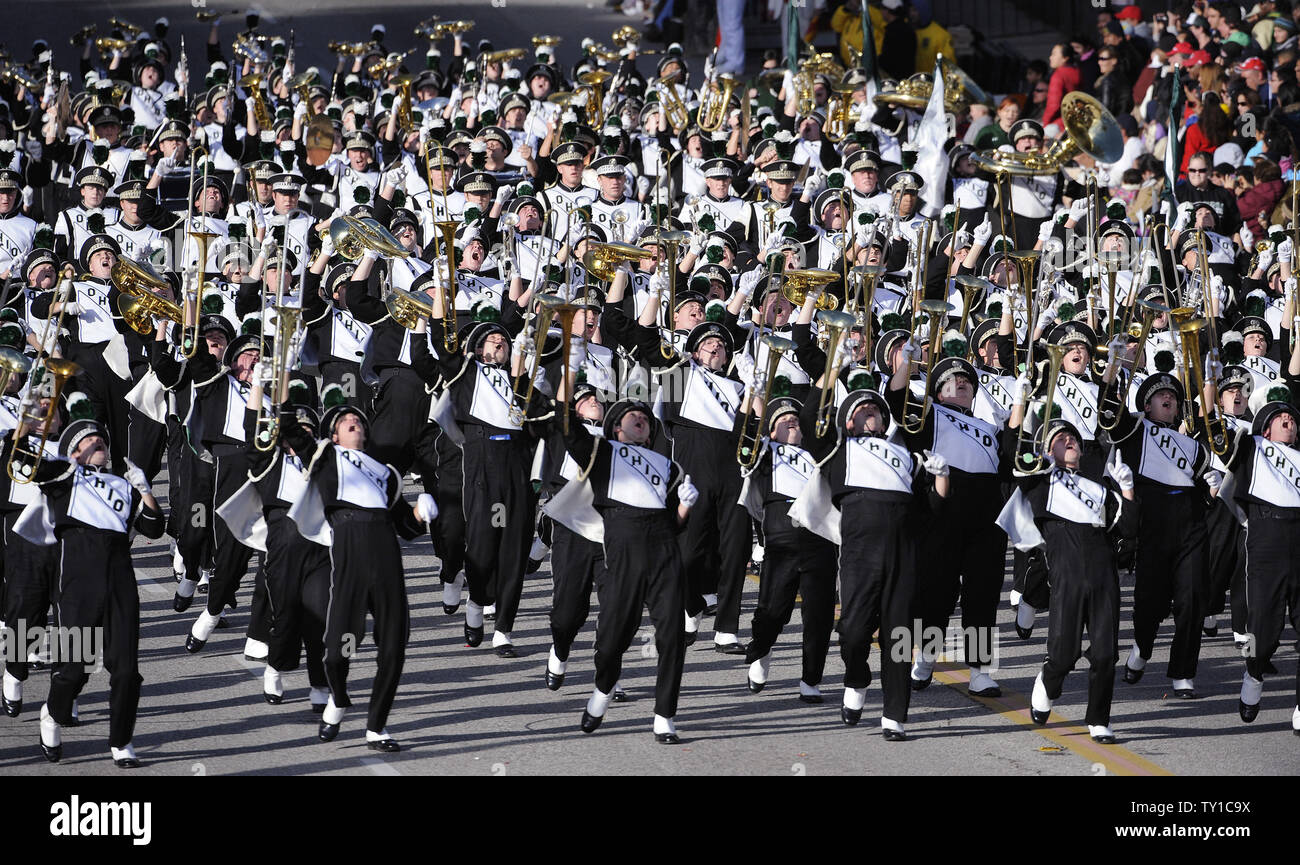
{"left": 913, "top": 55, "right": 949, "bottom": 219}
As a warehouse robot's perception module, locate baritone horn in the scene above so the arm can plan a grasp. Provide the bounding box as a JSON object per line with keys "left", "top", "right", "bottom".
{"left": 582, "top": 241, "right": 645, "bottom": 282}
{"left": 781, "top": 268, "right": 840, "bottom": 310}
{"left": 736, "top": 334, "right": 795, "bottom": 468}
{"left": 697, "top": 73, "right": 738, "bottom": 132}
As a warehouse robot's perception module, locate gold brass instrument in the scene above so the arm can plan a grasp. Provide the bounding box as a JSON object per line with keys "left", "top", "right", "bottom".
{"left": 0, "top": 63, "right": 41, "bottom": 93}
{"left": 533, "top": 35, "right": 563, "bottom": 49}
{"left": 1006, "top": 249, "right": 1041, "bottom": 372}
{"left": 428, "top": 219, "right": 460, "bottom": 353}
{"left": 577, "top": 69, "right": 613, "bottom": 127}
{"left": 781, "top": 268, "right": 840, "bottom": 310}
{"left": 289, "top": 69, "right": 321, "bottom": 120}
{"left": 368, "top": 50, "right": 414, "bottom": 80}
{"left": 874, "top": 58, "right": 989, "bottom": 116}
{"left": 252, "top": 304, "right": 302, "bottom": 452}
{"left": 1096, "top": 298, "right": 1166, "bottom": 431}
{"left": 0, "top": 346, "right": 32, "bottom": 396}
{"left": 1177, "top": 315, "right": 1230, "bottom": 455}
{"left": 583, "top": 241, "right": 646, "bottom": 282}
{"left": 1016, "top": 343, "right": 1067, "bottom": 474}
{"left": 433, "top": 20, "right": 475, "bottom": 38}
{"left": 328, "top": 214, "right": 413, "bottom": 260}
{"left": 239, "top": 72, "right": 273, "bottom": 129}
{"left": 737, "top": 334, "right": 796, "bottom": 468}
{"left": 954, "top": 274, "right": 994, "bottom": 338}
{"left": 328, "top": 41, "right": 369, "bottom": 56}
{"left": 612, "top": 26, "right": 640, "bottom": 49}
{"left": 656, "top": 230, "right": 690, "bottom": 359}
{"left": 109, "top": 17, "right": 142, "bottom": 38}
{"left": 970, "top": 92, "right": 1123, "bottom": 177}
{"left": 899, "top": 299, "right": 955, "bottom": 434}
{"left": 849, "top": 263, "right": 886, "bottom": 364}
{"left": 823, "top": 85, "right": 856, "bottom": 143}
{"left": 654, "top": 73, "right": 690, "bottom": 131}
{"left": 509, "top": 293, "right": 577, "bottom": 427}
{"left": 112, "top": 257, "right": 183, "bottom": 336}
{"left": 1190, "top": 229, "right": 1221, "bottom": 353}
{"left": 94, "top": 37, "right": 129, "bottom": 58}
{"left": 233, "top": 35, "right": 269, "bottom": 67}
{"left": 384, "top": 286, "right": 435, "bottom": 330}
{"left": 697, "top": 73, "right": 738, "bottom": 132}
{"left": 482, "top": 48, "right": 527, "bottom": 66}
{"left": 8, "top": 272, "right": 80, "bottom": 485}
{"left": 814, "top": 309, "right": 857, "bottom": 437}
{"left": 70, "top": 24, "right": 97, "bottom": 47}
{"left": 182, "top": 229, "right": 220, "bottom": 357}
{"left": 390, "top": 71, "right": 417, "bottom": 132}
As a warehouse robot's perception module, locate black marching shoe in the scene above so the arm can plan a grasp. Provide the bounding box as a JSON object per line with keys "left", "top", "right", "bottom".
{"left": 882, "top": 729, "right": 907, "bottom": 742}
{"left": 714, "top": 642, "right": 745, "bottom": 655}
{"left": 654, "top": 732, "right": 681, "bottom": 744}
{"left": 910, "top": 676, "right": 932, "bottom": 692}
{"left": 318, "top": 720, "right": 341, "bottom": 741}
{"left": 1090, "top": 731, "right": 1116, "bottom": 745}
{"left": 580, "top": 710, "right": 603, "bottom": 734}
{"left": 1121, "top": 664, "right": 1144, "bottom": 685}
{"left": 464, "top": 624, "right": 484, "bottom": 648}
{"left": 40, "top": 741, "right": 61, "bottom": 763}
{"left": 184, "top": 635, "right": 206, "bottom": 654}
{"left": 545, "top": 670, "right": 565, "bottom": 691}
{"left": 215, "top": 616, "right": 229, "bottom": 629}
{"left": 746, "top": 677, "right": 765, "bottom": 694}
{"left": 799, "top": 693, "right": 824, "bottom": 705}
{"left": 495, "top": 643, "right": 518, "bottom": 659}
{"left": 114, "top": 754, "right": 141, "bottom": 769}
{"left": 1238, "top": 700, "right": 1260, "bottom": 723}
{"left": 611, "top": 688, "right": 628, "bottom": 703}
{"left": 1015, "top": 623, "right": 1033, "bottom": 640}
{"left": 366, "top": 738, "right": 400, "bottom": 753}
{"left": 841, "top": 706, "right": 862, "bottom": 726}
{"left": 1030, "top": 707, "right": 1050, "bottom": 725}
{"left": 264, "top": 692, "right": 283, "bottom": 705}
{"left": 685, "top": 632, "right": 697, "bottom": 648}
{"left": 2, "top": 695, "right": 21, "bottom": 718}
{"left": 173, "top": 593, "right": 193, "bottom": 613}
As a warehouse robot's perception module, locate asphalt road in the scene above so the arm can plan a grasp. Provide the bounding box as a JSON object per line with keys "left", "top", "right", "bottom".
{"left": 0, "top": 468, "right": 1294, "bottom": 777}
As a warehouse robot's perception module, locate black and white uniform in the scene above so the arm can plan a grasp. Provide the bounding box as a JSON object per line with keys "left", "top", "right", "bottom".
{"left": 1107, "top": 407, "right": 1212, "bottom": 680}
{"left": 561, "top": 421, "right": 688, "bottom": 718}
{"left": 281, "top": 417, "right": 424, "bottom": 734}
{"left": 1018, "top": 465, "right": 1137, "bottom": 726}
{"left": 32, "top": 459, "right": 165, "bottom": 748}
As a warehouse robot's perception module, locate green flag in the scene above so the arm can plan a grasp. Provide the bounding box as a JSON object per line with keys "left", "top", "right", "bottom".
{"left": 860, "top": 1, "right": 878, "bottom": 82}
{"left": 786, "top": 2, "right": 800, "bottom": 71}
{"left": 1164, "top": 65, "right": 1184, "bottom": 204}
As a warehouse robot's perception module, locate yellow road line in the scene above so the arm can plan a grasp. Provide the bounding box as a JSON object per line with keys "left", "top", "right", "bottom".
{"left": 932, "top": 662, "right": 1173, "bottom": 776}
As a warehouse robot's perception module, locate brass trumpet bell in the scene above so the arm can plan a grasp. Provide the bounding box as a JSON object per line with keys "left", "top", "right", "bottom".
{"left": 781, "top": 268, "right": 840, "bottom": 310}
{"left": 583, "top": 241, "right": 647, "bottom": 282}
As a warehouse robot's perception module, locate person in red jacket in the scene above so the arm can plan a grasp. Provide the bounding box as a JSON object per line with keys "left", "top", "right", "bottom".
{"left": 1043, "top": 43, "right": 1081, "bottom": 131}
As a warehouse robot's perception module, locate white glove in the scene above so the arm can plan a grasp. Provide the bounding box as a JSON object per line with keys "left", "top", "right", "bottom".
{"left": 677, "top": 473, "right": 699, "bottom": 508}
{"left": 1239, "top": 224, "right": 1254, "bottom": 249}
{"left": 1106, "top": 335, "right": 1127, "bottom": 365}
{"left": 733, "top": 351, "right": 756, "bottom": 388}
{"left": 415, "top": 492, "right": 439, "bottom": 523}
{"left": 921, "top": 448, "right": 949, "bottom": 478}
{"left": 1280, "top": 237, "right": 1294, "bottom": 265}
{"left": 1105, "top": 449, "right": 1135, "bottom": 492}
{"left": 1285, "top": 276, "right": 1298, "bottom": 300}
{"left": 636, "top": 175, "right": 651, "bottom": 199}
{"left": 1173, "top": 201, "right": 1193, "bottom": 232}
{"left": 901, "top": 337, "right": 923, "bottom": 364}
{"left": 386, "top": 165, "right": 407, "bottom": 187}
{"left": 494, "top": 184, "right": 515, "bottom": 206}
{"left": 1067, "top": 198, "right": 1088, "bottom": 224}
{"left": 123, "top": 460, "right": 152, "bottom": 495}
{"left": 1013, "top": 372, "right": 1032, "bottom": 407}
{"left": 1037, "top": 219, "right": 1054, "bottom": 243}
{"left": 1204, "top": 352, "right": 1224, "bottom": 383}
{"left": 737, "top": 267, "right": 763, "bottom": 299}
{"left": 61, "top": 300, "right": 83, "bottom": 316}
{"left": 648, "top": 268, "right": 669, "bottom": 295}
{"left": 803, "top": 172, "right": 825, "bottom": 198}
{"left": 319, "top": 231, "right": 335, "bottom": 258}
{"left": 1037, "top": 304, "right": 1057, "bottom": 329}
{"left": 834, "top": 335, "right": 857, "bottom": 367}
{"left": 260, "top": 239, "right": 278, "bottom": 261}
{"left": 293, "top": 101, "right": 308, "bottom": 122}
{"left": 688, "top": 232, "right": 706, "bottom": 258}
{"left": 1203, "top": 469, "right": 1224, "bottom": 490}
{"left": 972, "top": 216, "right": 993, "bottom": 248}
{"left": 1255, "top": 248, "right": 1274, "bottom": 273}
{"left": 156, "top": 155, "right": 177, "bottom": 173}
{"left": 567, "top": 337, "right": 586, "bottom": 369}
{"left": 251, "top": 360, "right": 273, "bottom": 385}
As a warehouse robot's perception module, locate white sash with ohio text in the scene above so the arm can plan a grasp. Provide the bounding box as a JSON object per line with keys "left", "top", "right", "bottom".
{"left": 469, "top": 362, "right": 523, "bottom": 429}
{"left": 932, "top": 404, "right": 1001, "bottom": 475}
{"left": 844, "top": 436, "right": 914, "bottom": 493}
{"left": 67, "top": 469, "right": 133, "bottom": 534}
{"left": 607, "top": 442, "right": 671, "bottom": 509}
{"left": 1046, "top": 468, "right": 1106, "bottom": 527}
{"left": 329, "top": 308, "right": 372, "bottom": 362}
{"left": 1247, "top": 436, "right": 1300, "bottom": 508}
{"left": 277, "top": 453, "right": 309, "bottom": 505}
{"left": 1054, "top": 372, "right": 1099, "bottom": 439}
{"left": 771, "top": 442, "right": 817, "bottom": 499}
{"left": 680, "top": 364, "right": 742, "bottom": 430}
{"left": 335, "top": 447, "right": 390, "bottom": 509}
{"left": 1137, "top": 419, "right": 1197, "bottom": 487}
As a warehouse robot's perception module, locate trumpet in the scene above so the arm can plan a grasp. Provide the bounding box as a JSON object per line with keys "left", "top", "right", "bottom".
{"left": 899, "top": 300, "right": 955, "bottom": 434}
{"left": 737, "top": 335, "right": 795, "bottom": 468}
{"left": 654, "top": 73, "right": 690, "bottom": 131}
{"left": 109, "top": 17, "right": 142, "bottom": 38}
{"left": 328, "top": 41, "right": 368, "bottom": 55}
{"left": 814, "top": 310, "right": 857, "bottom": 437}
{"left": 1015, "top": 343, "right": 1067, "bottom": 474}
{"left": 70, "top": 24, "right": 97, "bottom": 47}
{"left": 697, "top": 73, "right": 738, "bottom": 132}
{"left": 234, "top": 35, "right": 268, "bottom": 66}
{"left": 433, "top": 20, "right": 475, "bottom": 38}
{"left": 94, "top": 37, "right": 129, "bottom": 57}
{"left": 533, "top": 34, "right": 562, "bottom": 48}
{"left": 1177, "top": 315, "right": 1230, "bottom": 456}
{"left": 481, "top": 47, "right": 527, "bottom": 66}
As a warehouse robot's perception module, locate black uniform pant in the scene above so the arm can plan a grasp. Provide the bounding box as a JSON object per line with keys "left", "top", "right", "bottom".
{"left": 320, "top": 360, "right": 370, "bottom": 413}
{"left": 745, "top": 506, "right": 837, "bottom": 687}
{"left": 2, "top": 511, "right": 60, "bottom": 682}
{"left": 839, "top": 494, "right": 916, "bottom": 722}
{"left": 169, "top": 431, "right": 215, "bottom": 580}
{"left": 415, "top": 422, "right": 466, "bottom": 586}
{"left": 1205, "top": 497, "right": 1247, "bottom": 633}
{"left": 674, "top": 430, "right": 750, "bottom": 635}
{"left": 208, "top": 448, "right": 257, "bottom": 617}
{"left": 322, "top": 510, "right": 409, "bottom": 733}
{"left": 71, "top": 347, "right": 133, "bottom": 475}
{"left": 1012, "top": 548, "right": 1051, "bottom": 610}
{"left": 595, "top": 511, "right": 687, "bottom": 718}
{"left": 1242, "top": 508, "right": 1300, "bottom": 701}
{"left": 1132, "top": 489, "right": 1207, "bottom": 680}
{"left": 914, "top": 485, "right": 1006, "bottom": 668}
{"left": 461, "top": 428, "right": 533, "bottom": 633}
{"left": 1040, "top": 522, "right": 1120, "bottom": 727}
{"left": 368, "top": 369, "right": 431, "bottom": 476}
{"left": 263, "top": 509, "right": 328, "bottom": 683}
{"left": 48, "top": 529, "right": 141, "bottom": 749}
{"left": 126, "top": 408, "right": 167, "bottom": 485}
{"left": 549, "top": 523, "right": 609, "bottom": 663}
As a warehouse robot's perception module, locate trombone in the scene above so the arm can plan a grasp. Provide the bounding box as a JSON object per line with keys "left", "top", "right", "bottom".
{"left": 1096, "top": 298, "right": 1166, "bottom": 431}
{"left": 510, "top": 294, "right": 579, "bottom": 429}
{"left": 1177, "top": 315, "right": 1230, "bottom": 456}
{"left": 8, "top": 277, "right": 80, "bottom": 484}
{"left": 737, "top": 334, "right": 795, "bottom": 468}
{"left": 1005, "top": 249, "right": 1041, "bottom": 373}
{"left": 1015, "top": 343, "right": 1067, "bottom": 474}
{"left": 899, "top": 300, "right": 954, "bottom": 434}
{"left": 656, "top": 230, "right": 691, "bottom": 359}
{"left": 182, "top": 144, "right": 218, "bottom": 358}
